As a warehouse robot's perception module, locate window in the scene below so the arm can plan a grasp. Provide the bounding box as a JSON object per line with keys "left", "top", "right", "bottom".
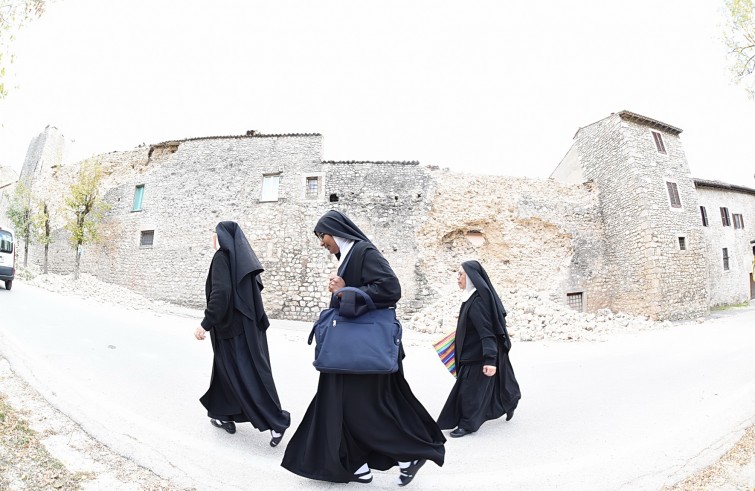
{"left": 720, "top": 207, "right": 731, "bottom": 227}
{"left": 678, "top": 237, "right": 686, "bottom": 250}
{"left": 700, "top": 206, "right": 709, "bottom": 226}
{"left": 666, "top": 181, "right": 681, "bottom": 208}
{"left": 140, "top": 230, "right": 154, "bottom": 248}
{"left": 0, "top": 230, "right": 12, "bottom": 254}
{"left": 566, "top": 292, "right": 584, "bottom": 312}
{"left": 733, "top": 213, "right": 745, "bottom": 229}
{"left": 651, "top": 130, "right": 667, "bottom": 154}
{"left": 722, "top": 248, "right": 730, "bottom": 271}
{"left": 260, "top": 174, "right": 281, "bottom": 202}
{"left": 132, "top": 185, "right": 145, "bottom": 211}
{"left": 306, "top": 177, "right": 319, "bottom": 197}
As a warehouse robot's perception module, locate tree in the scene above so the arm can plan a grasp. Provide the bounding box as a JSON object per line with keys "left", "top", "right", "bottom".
{"left": 64, "top": 159, "right": 109, "bottom": 279}
{"left": 32, "top": 199, "right": 51, "bottom": 273}
{"left": 5, "top": 180, "right": 32, "bottom": 266}
{"left": 0, "top": 0, "right": 49, "bottom": 99}
{"left": 724, "top": 0, "right": 755, "bottom": 98}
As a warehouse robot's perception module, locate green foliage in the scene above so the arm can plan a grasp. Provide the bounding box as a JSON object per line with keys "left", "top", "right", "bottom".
{"left": 31, "top": 199, "right": 50, "bottom": 245}
{"left": 5, "top": 180, "right": 32, "bottom": 243}
{"left": 63, "top": 159, "right": 109, "bottom": 250}
{"left": 724, "top": 0, "right": 755, "bottom": 98}
{"left": 0, "top": 0, "right": 48, "bottom": 98}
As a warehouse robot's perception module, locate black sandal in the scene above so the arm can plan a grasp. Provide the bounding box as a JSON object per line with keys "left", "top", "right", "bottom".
{"left": 351, "top": 470, "right": 373, "bottom": 484}
{"left": 270, "top": 429, "right": 285, "bottom": 447}
{"left": 398, "top": 459, "right": 426, "bottom": 487}
{"left": 210, "top": 418, "right": 236, "bottom": 434}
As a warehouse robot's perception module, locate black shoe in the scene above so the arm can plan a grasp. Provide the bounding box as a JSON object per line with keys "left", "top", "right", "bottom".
{"left": 506, "top": 408, "right": 516, "bottom": 421}
{"left": 350, "top": 470, "right": 373, "bottom": 484}
{"left": 449, "top": 427, "right": 473, "bottom": 438}
{"left": 210, "top": 418, "right": 236, "bottom": 434}
{"left": 270, "top": 429, "right": 285, "bottom": 447}
{"left": 398, "top": 459, "right": 426, "bottom": 487}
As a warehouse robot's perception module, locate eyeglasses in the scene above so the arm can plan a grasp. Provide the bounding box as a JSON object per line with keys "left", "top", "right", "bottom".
{"left": 315, "top": 231, "right": 327, "bottom": 241}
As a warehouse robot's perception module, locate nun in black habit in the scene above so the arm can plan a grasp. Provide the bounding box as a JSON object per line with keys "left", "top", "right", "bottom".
{"left": 194, "top": 221, "right": 290, "bottom": 446}
{"left": 281, "top": 210, "right": 445, "bottom": 486}
{"left": 437, "top": 260, "right": 521, "bottom": 437}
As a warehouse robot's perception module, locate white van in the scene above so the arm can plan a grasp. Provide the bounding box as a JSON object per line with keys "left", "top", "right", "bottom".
{"left": 0, "top": 226, "right": 15, "bottom": 290}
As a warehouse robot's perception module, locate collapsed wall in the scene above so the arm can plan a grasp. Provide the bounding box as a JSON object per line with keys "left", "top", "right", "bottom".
{"left": 24, "top": 136, "right": 610, "bottom": 325}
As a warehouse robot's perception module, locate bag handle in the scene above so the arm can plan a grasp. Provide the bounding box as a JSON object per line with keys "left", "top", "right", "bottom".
{"left": 335, "top": 286, "right": 376, "bottom": 314}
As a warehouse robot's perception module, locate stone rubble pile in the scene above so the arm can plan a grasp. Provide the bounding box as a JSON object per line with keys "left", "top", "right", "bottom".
{"left": 23, "top": 268, "right": 200, "bottom": 318}
{"left": 407, "top": 287, "right": 671, "bottom": 342}
{"left": 23, "top": 267, "right": 670, "bottom": 343}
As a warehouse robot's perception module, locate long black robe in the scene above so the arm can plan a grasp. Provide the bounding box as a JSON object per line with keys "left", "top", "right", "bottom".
{"left": 282, "top": 219, "right": 445, "bottom": 483}
{"left": 199, "top": 222, "right": 290, "bottom": 434}
{"left": 437, "top": 261, "right": 521, "bottom": 432}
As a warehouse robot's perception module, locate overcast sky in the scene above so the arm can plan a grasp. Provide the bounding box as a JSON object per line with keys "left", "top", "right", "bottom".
{"left": 1, "top": 0, "right": 753, "bottom": 185}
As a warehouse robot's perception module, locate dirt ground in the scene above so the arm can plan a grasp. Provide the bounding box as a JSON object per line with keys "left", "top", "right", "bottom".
{"left": 0, "top": 357, "right": 189, "bottom": 491}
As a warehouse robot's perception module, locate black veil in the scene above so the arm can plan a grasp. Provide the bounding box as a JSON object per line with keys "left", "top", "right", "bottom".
{"left": 462, "top": 260, "right": 511, "bottom": 351}
{"left": 215, "top": 221, "right": 270, "bottom": 331}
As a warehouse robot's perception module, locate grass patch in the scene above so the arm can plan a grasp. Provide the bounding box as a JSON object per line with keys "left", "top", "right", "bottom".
{"left": 0, "top": 394, "right": 89, "bottom": 490}
{"left": 711, "top": 301, "right": 751, "bottom": 311}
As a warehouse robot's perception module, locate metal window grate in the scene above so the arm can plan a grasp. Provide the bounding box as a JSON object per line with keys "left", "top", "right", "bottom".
{"left": 567, "top": 292, "right": 584, "bottom": 312}
{"left": 678, "top": 237, "right": 686, "bottom": 250}
{"left": 723, "top": 248, "right": 730, "bottom": 271}
{"left": 306, "top": 177, "right": 319, "bottom": 196}
{"left": 140, "top": 230, "right": 154, "bottom": 247}
{"left": 700, "top": 206, "right": 708, "bottom": 226}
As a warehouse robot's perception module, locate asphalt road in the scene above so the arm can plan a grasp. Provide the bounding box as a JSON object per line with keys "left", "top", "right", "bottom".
{"left": 0, "top": 281, "right": 753, "bottom": 490}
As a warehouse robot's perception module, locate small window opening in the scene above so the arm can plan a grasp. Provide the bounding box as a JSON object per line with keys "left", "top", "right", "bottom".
{"left": 666, "top": 181, "right": 681, "bottom": 208}
{"left": 329, "top": 193, "right": 339, "bottom": 202}
{"left": 720, "top": 207, "right": 731, "bottom": 227}
{"left": 733, "top": 213, "right": 745, "bottom": 229}
{"left": 140, "top": 230, "right": 155, "bottom": 248}
{"left": 260, "top": 174, "right": 281, "bottom": 202}
{"left": 132, "top": 184, "right": 145, "bottom": 211}
{"left": 678, "top": 237, "right": 686, "bottom": 250}
{"left": 567, "top": 292, "right": 584, "bottom": 312}
{"left": 700, "top": 206, "right": 708, "bottom": 226}
{"left": 652, "top": 130, "right": 667, "bottom": 154}
{"left": 722, "top": 248, "right": 730, "bottom": 271}
{"left": 306, "top": 177, "right": 319, "bottom": 197}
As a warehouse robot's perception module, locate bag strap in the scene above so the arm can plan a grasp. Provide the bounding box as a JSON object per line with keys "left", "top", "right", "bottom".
{"left": 335, "top": 286, "right": 376, "bottom": 312}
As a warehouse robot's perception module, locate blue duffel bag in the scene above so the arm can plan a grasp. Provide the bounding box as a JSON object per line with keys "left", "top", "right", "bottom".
{"left": 307, "top": 287, "right": 402, "bottom": 374}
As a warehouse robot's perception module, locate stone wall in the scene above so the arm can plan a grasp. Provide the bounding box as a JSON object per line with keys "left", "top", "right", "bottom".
{"left": 415, "top": 171, "right": 609, "bottom": 316}
{"left": 18, "top": 114, "right": 753, "bottom": 324}
{"left": 24, "top": 135, "right": 438, "bottom": 321}
{"left": 695, "top": 183, "right": 755, "bottom": 307}
{"left": 22, "top": 132, "right": 607, "bottom": 323}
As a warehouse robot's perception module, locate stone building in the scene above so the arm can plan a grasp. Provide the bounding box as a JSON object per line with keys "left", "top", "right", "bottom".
{"left": 18, "top": 125, "right": 72, "bottom": 185}
{"left": 551, "top": 110, "right": 754, "bottom": 318}
{"left": 9, "top": 111, "right": 755, "bottom": 322}
{"left": 694, "top": 179, "right": 755, "bottom": 305}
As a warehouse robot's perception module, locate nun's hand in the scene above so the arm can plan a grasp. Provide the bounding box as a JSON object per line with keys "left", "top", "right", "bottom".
{"left": 328, "top": 274, "right": 346, "bottom": 293}
{"left": 482, "top": 365, "right": 496, "bottom": 377}
{"left": 195, "top": 327, "right": 207, "bottom": 341}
